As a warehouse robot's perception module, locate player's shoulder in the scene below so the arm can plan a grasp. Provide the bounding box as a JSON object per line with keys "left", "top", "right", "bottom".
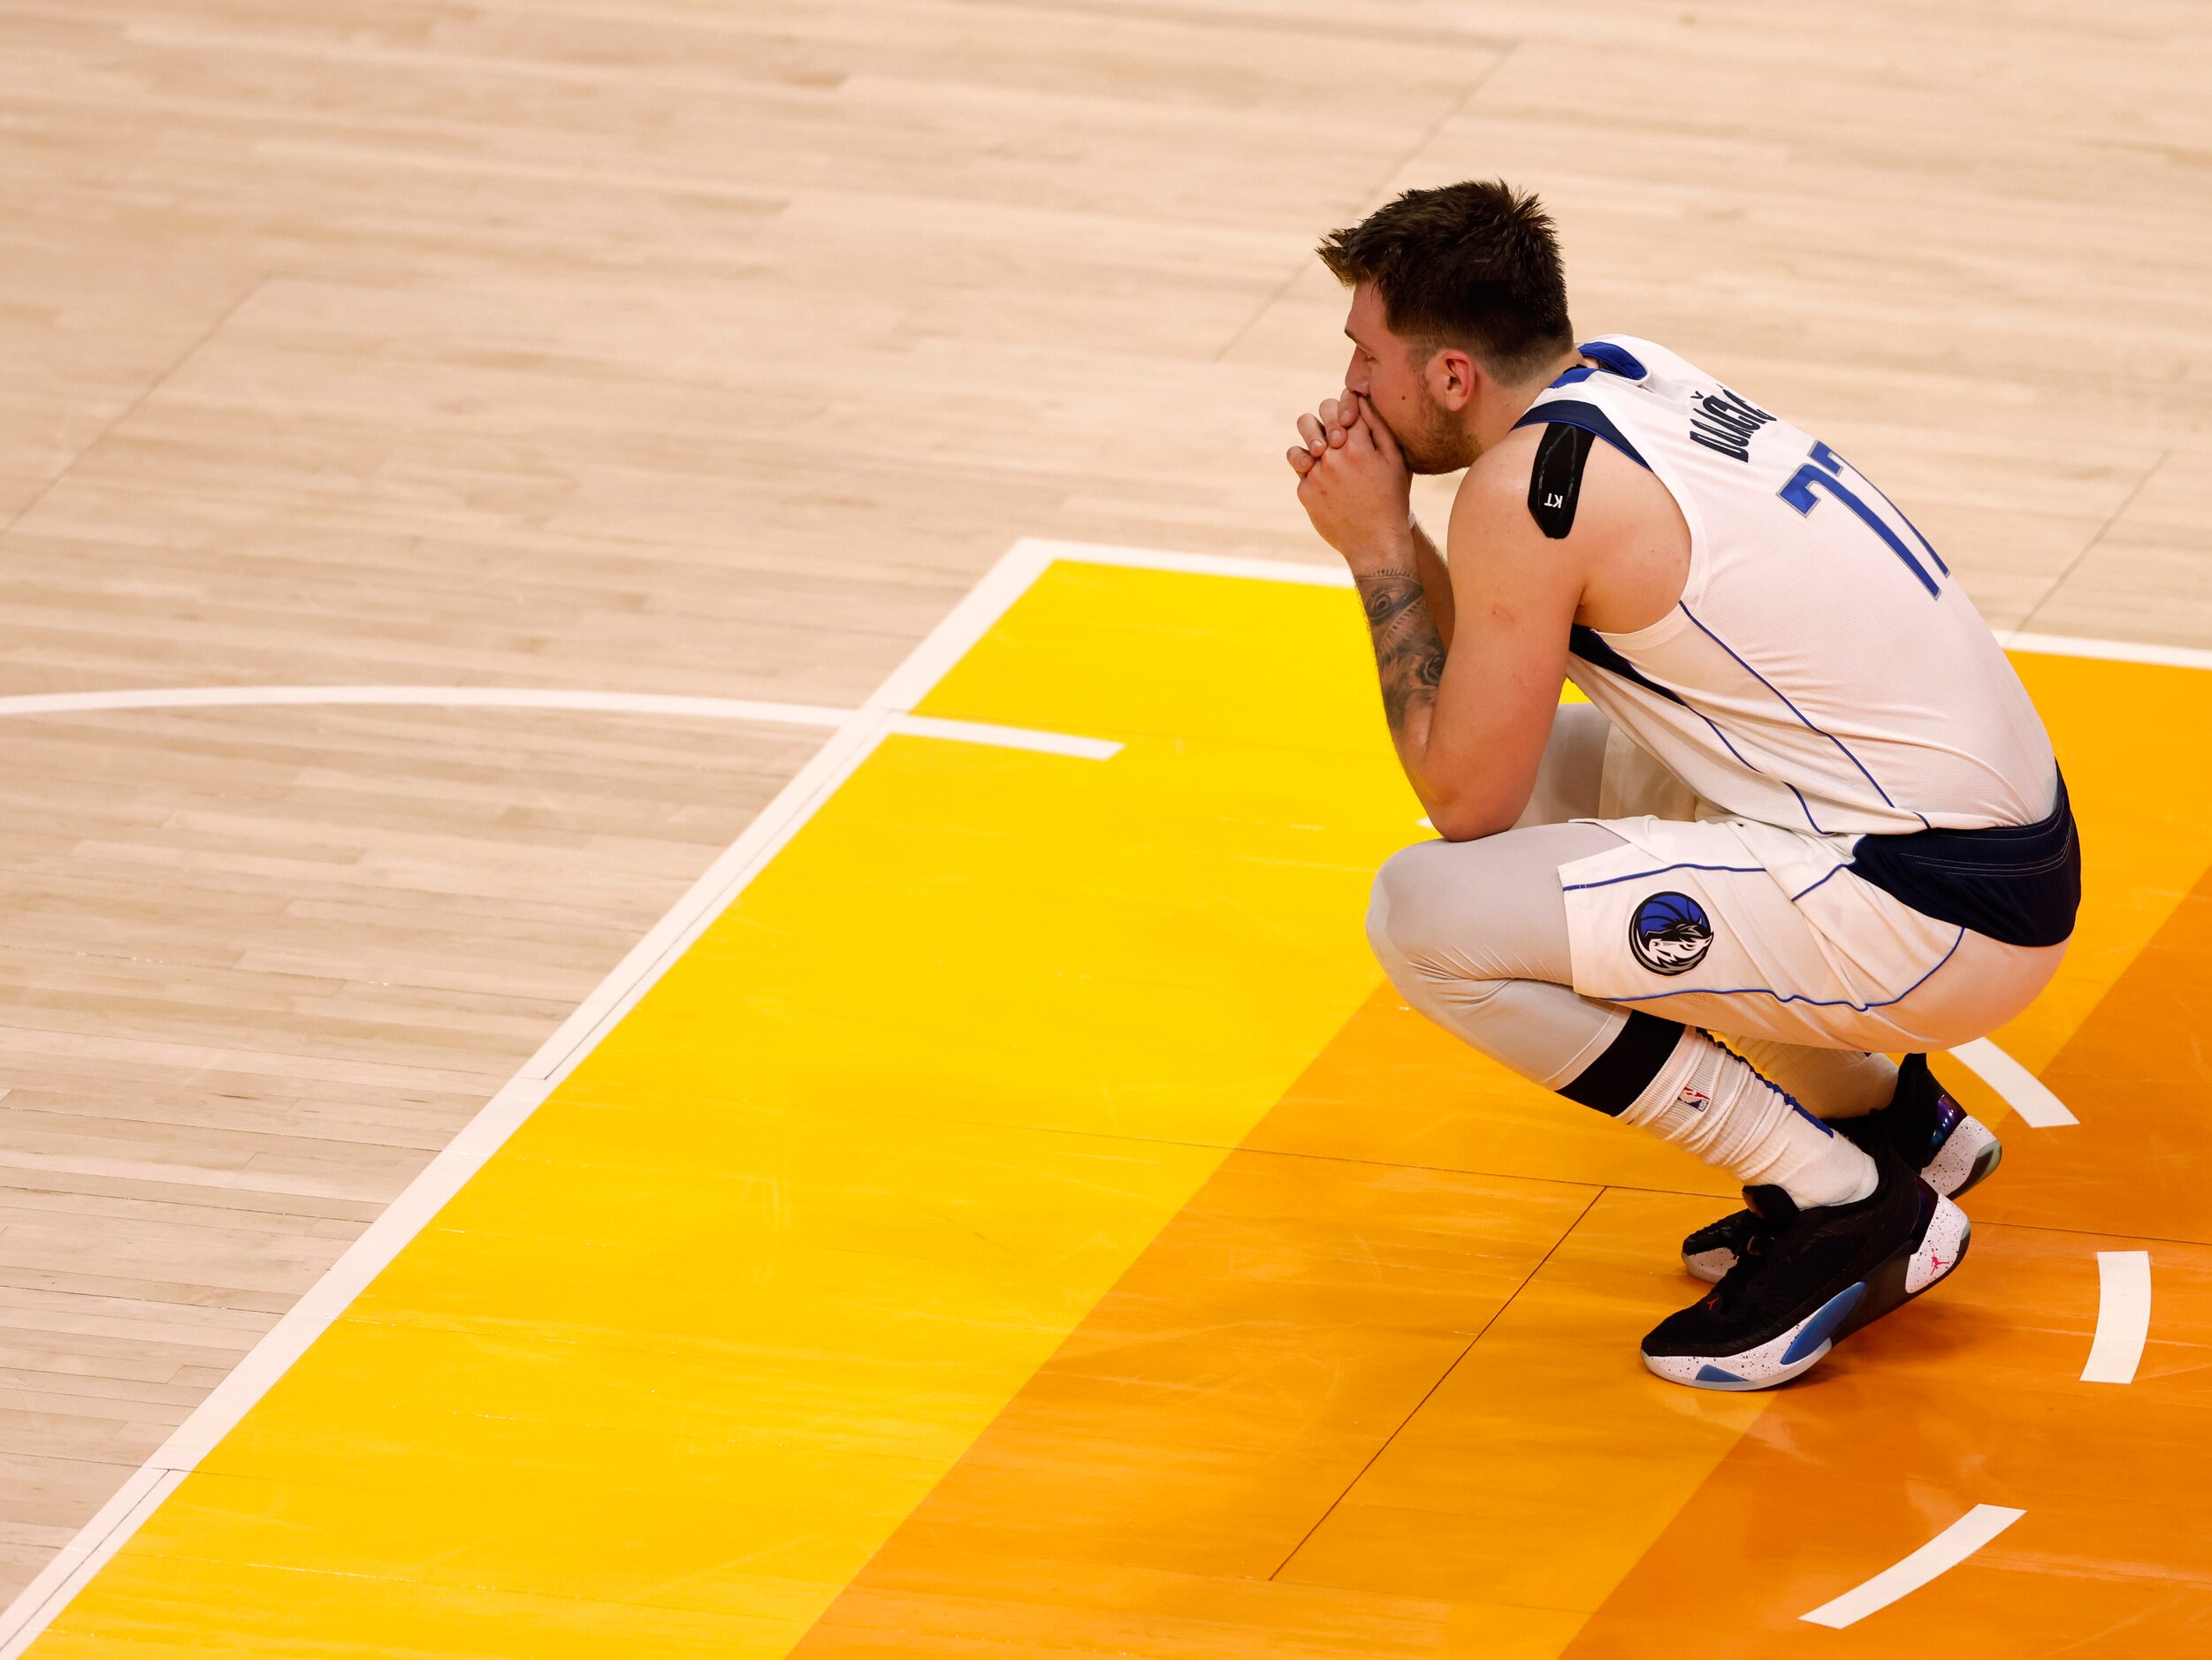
{"left": 1455, "top": 411, "right": 1663, "bottom": 552}
{"left": 1442, "top": 426, "right": 1607, "bottom": 606}
{"left": 1452, "top": 425, "right": 1553, "bottom": 550}
{"left": 1464, "top": 422, "right": 1546, "bottom": 496}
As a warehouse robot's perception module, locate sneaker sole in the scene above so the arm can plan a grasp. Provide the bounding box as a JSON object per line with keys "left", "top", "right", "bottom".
{"left": 1642, "top": 1281, "right": 1868, "bottom": 1390}
{"left": 1646, "top": 1193, "right": 1971, "bottom": 1391}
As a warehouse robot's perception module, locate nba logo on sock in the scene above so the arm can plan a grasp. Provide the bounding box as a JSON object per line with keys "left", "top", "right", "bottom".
{"left": 1630, "top": 891, "right": 1713, "bottom": 975}
{"left": 1674, "top": 1085, "right": 1711, "bottom": 1113}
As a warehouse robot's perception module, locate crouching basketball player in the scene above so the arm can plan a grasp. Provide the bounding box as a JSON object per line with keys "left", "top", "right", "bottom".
{"left": 1286, "top": 181, "right": 2079, "bottom": 1390}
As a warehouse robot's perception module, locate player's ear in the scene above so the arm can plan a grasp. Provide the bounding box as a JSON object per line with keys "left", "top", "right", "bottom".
{"left": 1425, "top": 346, "right": 1478, "bottom": 412}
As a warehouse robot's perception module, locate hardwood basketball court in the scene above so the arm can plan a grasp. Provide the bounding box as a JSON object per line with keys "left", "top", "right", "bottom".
{"left": 1, "top": 3, "right": 2208, "bottom": 1655}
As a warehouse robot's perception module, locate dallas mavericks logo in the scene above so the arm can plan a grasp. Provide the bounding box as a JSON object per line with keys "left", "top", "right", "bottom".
{"left": 1630, "top": 891, "right": 1713, "bottom": 976}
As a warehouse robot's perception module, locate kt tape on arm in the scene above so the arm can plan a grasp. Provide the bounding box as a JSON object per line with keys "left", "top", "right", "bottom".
{"left": 1527, "top": 422, "right": 1597, "bottom": 539}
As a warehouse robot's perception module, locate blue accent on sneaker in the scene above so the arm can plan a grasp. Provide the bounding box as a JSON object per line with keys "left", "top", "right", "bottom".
{"left": 1781, "top": 1282, "right": 1868, "bottom": 1365}
{"left": 1694, "top": 1364, "right": 1747, "bottom": 1384}
{"left": 1924, "top": 1093, "right": 1964, "bottom": 1164}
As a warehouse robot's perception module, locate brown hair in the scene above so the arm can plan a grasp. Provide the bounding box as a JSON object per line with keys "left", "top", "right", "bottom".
{"left": 1317, "top": 180, "right": 1574, "bottom": 383}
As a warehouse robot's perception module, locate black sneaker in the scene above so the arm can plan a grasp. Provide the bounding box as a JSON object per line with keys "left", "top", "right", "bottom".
{"left": 1643, "top": 1146, "right": 1969, "bottom": 1390}
{"left": 1680, "top": 1053, "right": 1997, "bottom": 1283}
{"left": 1876, "top": 1052, "right": 2002, "bottom": 1196}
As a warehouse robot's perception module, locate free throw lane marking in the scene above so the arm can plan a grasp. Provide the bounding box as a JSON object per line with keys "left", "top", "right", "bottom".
{"left": 2082, "top": 1251, "right": 2152, "bottom": 1384}
{"left": 1800, "top": 1504, "right": 2027, "bottom": 1629}
{"left": 1946, "top": 1038, "right": 2079, "bottom": 1127}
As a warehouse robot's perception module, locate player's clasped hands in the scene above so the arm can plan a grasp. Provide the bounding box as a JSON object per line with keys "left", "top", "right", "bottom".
{"left": 1286, "top": 390, "right": 1413, "bottom": 570}
{"left": 1285, "top": 392, "right": 1365, "bottom": 477}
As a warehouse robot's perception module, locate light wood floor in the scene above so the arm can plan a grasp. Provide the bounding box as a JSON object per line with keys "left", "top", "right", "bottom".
{"left": 1, "top": 0, "right": 2208, "bottom": 1632}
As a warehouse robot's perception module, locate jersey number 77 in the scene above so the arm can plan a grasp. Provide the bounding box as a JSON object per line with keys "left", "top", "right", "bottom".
{"left": 1777, "top": 440, "right": 1950, "bottom": 598}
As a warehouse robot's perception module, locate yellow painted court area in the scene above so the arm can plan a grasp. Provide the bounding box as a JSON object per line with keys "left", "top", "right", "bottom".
{"left": 30, "top": 555, "right": 2212, "bottom": 1657}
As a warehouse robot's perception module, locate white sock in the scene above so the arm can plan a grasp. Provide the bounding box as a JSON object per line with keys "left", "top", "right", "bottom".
{"left": 1620, "top": 1029, "right": 1877, "bottom": 1208}
{"left": 1726, "top": 1039, "right": 1898, "bottom": 1121}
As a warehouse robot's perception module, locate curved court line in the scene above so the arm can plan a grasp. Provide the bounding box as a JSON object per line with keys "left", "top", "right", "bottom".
{"left": 2083, "top": 1251, "right": 2152, "bottom": 1384}
{"left": 1944, "top": 1038, "right": 2079, "bottom": 1127}
{"left": 0, "top": 683, "right": 1121, "bottom": 762}
{"left": 1800, "top": 1503, "right": 2025, "bottom": 1628}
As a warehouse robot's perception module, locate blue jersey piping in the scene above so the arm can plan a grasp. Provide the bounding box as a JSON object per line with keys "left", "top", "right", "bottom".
{"left": 1562, "top": 860, "right": 1766, "bottom": 894}
{"left": 1606, "top": 928, "right": 1965, "bottom": 1012}
{"left": 1676, "top": 601, "right": 1904, "bottom": 811}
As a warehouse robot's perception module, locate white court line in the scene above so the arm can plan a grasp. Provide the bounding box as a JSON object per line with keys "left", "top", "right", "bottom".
{"left": 2083, "top": 1250, "right": 2152, "bottom": 1384}
{"left": 1801, "top": 1504, "right": 2026, "bottom": 1628}
{"left": 1946, "top": 1038, "right": 2079, "bottom": 1128}
{"left": 1011, "top": 536, "right": 1351, "bottom": 588}
{"left": 0, "top": 683, "right": 1118, "bottom": 762}
{"left": 0, "top": 537, "right": 2196, "bottom": 1655}
{"left": 2005, "top": 630, "right": 2212, "bottom": 674}
{"left": 891, "top": 712, "right": 1116, "bottom": 760}
{"left": 1031, "top": 539, "right": 2212, "bottom": 673}
{"left": 522, "top": 538, "right": 1075, "bottom": 1083}
{"left": 0, "top": 685, "right": 860, "bottom": 723}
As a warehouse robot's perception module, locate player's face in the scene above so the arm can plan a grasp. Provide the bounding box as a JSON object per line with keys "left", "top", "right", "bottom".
{"left": 1342, "top": 285, "right": 1476, "bottom": 476}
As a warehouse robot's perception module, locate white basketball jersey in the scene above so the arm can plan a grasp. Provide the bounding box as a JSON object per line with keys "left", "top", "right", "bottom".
{"left": 1523, "top": 336, "right": 2056, "bottom": 837}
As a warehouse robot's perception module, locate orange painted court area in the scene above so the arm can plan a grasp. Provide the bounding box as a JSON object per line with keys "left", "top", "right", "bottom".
{"left": 27, "top": 553, "right": 2212, "bottom": 1658}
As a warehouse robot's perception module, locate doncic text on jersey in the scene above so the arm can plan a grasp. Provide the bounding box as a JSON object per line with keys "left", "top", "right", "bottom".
{"left": 1689, "top": 388, "right": 1776, "bottom": 461}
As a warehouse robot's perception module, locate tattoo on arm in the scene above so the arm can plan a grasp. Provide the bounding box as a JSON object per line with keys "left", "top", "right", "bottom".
{"left": 1354, "top": 569, "right": 1447, "bottom": 740}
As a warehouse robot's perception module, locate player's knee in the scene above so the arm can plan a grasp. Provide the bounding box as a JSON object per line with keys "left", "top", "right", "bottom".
{"left": 1365, "top": 840, "right": 1467, "bottom": 977}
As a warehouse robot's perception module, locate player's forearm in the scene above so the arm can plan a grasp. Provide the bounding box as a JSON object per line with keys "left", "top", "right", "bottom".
{"left": 1354, "top": 567, "right": 1450, "bottom": 807}
{"left": 1409, "top": 520, "right": 1454, "bottom": 650}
